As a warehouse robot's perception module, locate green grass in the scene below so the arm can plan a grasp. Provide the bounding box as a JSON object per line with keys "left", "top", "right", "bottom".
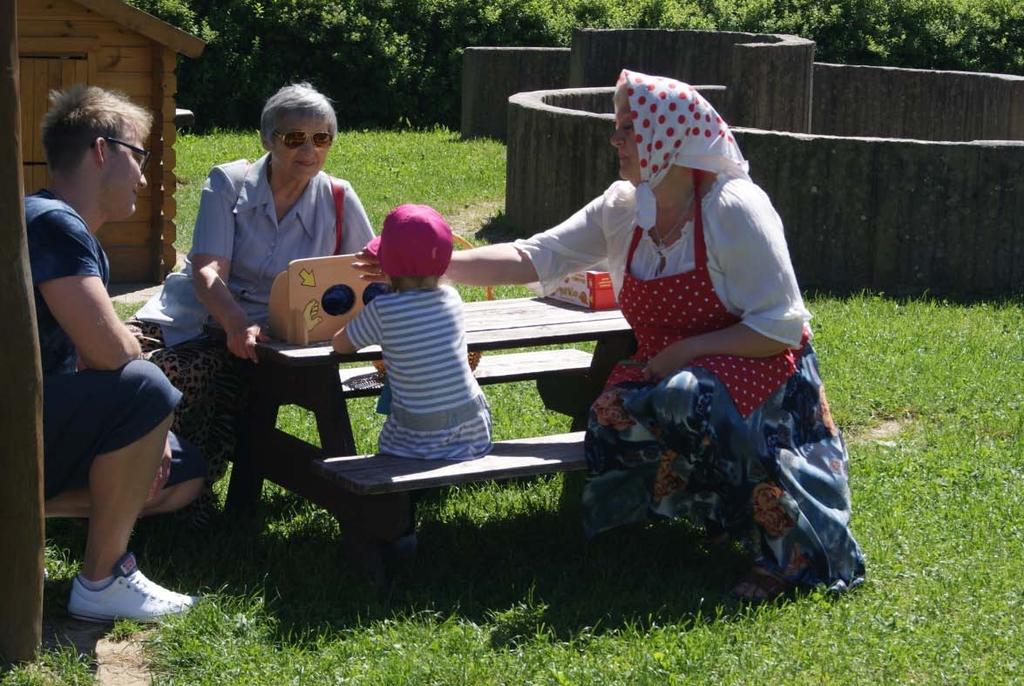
{"left": 172, "top": 127, "right": 506, "bottom": 255}
{"left": 8, "top": 130, "right": 1024, "bottom": 684}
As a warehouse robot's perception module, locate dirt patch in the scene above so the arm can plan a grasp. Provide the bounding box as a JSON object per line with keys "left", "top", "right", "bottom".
{"left": 95, "top": 636, "right": 151, "bottom": 686}
{"left": 108, "top": 251, "right": 186, "bottom": 305}
{"left": 848, "top": 416, "right": 913, "bottom": 443}
{"left": 446, "top": 199, "right": 503, "bottom": 239}
{"left": 42, "top": 618, "right": 152, "bottom": 685}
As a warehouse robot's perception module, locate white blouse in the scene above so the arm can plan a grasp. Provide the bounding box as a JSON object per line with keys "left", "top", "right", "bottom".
{"left": 514, "top": 176, "right": 810, "bottom": 347}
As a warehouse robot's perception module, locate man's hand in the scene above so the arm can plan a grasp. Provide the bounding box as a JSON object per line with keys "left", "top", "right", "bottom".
{"left": 147, "top": 436, "right": 173, "bottom": 501}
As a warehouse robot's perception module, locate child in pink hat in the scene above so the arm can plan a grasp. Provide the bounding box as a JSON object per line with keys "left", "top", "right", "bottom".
{"left": 332, "top": 204, "right": 493, "bottom": 460}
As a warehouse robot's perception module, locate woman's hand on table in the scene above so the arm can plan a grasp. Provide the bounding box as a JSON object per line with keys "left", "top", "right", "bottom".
{"left": 226, "top": 322, "right": 268, "bottom": 362}
{"left": 643, "top": 340, "right": 695, "bottom": 383}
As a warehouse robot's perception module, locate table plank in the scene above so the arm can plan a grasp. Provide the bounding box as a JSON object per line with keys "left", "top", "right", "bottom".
{"left": 258, "top": 297, "right": 629, "bottom": 366}
{"left": 338, "top": 348, "right": 595, "bottom": 397}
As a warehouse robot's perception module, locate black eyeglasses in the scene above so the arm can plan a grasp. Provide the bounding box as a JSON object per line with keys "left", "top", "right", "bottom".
{"left": 103, "top": 136, "right": 150, "bottom": 173}
{"left": 273, "top": 130, "right": 334, "bottom": 149}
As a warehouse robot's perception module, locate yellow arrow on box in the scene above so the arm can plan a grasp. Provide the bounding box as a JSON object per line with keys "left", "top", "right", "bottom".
{"left": 299, "top": 268, "right": 316, "bottom": 287}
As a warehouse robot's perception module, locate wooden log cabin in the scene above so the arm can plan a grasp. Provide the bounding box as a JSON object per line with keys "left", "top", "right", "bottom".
{"left": 17, "top": 0, "right": 203, "bottom": 283}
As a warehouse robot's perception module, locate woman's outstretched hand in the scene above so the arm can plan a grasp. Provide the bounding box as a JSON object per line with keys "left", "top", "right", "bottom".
{"left": 352, "top": 248, "right": 387, "bottom": 282}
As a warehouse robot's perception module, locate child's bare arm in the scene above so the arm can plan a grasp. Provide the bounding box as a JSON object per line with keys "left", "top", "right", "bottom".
{"left": 332, "top": 327, "right": 357, "bottom": 354}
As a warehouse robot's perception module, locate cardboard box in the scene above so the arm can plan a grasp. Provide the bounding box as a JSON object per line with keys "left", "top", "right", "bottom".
{"left": 548, "top": 270, "right": 617, "bottom": 310}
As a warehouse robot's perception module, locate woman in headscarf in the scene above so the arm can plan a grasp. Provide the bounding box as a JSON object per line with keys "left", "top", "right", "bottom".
{"left": 359, "top": 69, "right": 865, "bottom": 600}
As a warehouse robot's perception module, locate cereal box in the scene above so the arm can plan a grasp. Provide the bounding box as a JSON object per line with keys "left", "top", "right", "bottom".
{"left": 548, "top": 271, "right": 617, "bottom": 310}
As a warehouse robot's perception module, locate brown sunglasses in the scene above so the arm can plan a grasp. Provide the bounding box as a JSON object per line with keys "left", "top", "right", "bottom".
{"left": 273, "top": 130, "right": 334, "bottom": 149}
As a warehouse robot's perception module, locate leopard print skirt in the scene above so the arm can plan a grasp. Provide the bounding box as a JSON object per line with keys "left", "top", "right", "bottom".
{"left": 127, "top": 318, "right": 253, "bottom": 527}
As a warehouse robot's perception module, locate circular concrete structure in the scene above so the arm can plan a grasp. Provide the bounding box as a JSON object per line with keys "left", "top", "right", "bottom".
{"left": 506, "top": 86, "right": 1024, "bottom": 298}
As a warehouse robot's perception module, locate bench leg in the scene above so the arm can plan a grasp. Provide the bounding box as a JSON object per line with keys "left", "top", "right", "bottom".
{"left": 225, "top": 392, "right": 279, "bottom": 513}
{"left": 558, "top": 470, "right": 586, "bottom": 514}
{"left": 333, "top": 491, "right": 414, "bottom": 587}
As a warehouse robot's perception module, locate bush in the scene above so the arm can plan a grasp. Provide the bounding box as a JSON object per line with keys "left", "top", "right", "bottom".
{"left": 130, "top": 0, "right": 1024, "bottom": 131}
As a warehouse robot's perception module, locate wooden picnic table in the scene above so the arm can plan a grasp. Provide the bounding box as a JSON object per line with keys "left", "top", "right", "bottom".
{"left": 224, "top": 297, "right": 634, "bottom": 519}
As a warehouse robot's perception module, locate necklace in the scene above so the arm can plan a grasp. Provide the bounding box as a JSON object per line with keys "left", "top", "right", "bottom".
{"left": 648, "top": 197, "right": 694, "bottom": 275}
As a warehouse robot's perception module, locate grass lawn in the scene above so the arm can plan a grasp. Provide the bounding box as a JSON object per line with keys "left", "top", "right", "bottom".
{"left": 6, "top": 130, "right": 1024, "bottom": 685}
{"left": 172, "top": 127, "right": 508, "bottom": 254}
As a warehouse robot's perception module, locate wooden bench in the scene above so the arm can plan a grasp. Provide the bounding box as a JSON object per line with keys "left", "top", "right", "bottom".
{"left": 316, "top": 432, "right": 587, "bottom": 585}
{"left": 315, "top": 432, "right": 586, "bottom": 495}
{"left": 336, "top": 348, "right": 595, "bottom": 398}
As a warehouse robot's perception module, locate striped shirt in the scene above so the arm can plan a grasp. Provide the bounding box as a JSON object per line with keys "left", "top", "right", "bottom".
{"left": 346, "top": 285, "right": 480, "bottom": 413}
{"left": 345, "top": 285, "right": 492, "bottom": 460}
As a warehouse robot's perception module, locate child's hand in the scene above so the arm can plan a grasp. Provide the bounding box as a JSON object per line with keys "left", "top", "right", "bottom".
{"left": 332, "top": 327, "right": 356, "bottom": 354}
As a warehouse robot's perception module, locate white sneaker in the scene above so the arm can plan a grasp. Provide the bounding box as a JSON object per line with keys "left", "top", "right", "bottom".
{"left": 68, "top": 552, "right": 197, "bottom": 623}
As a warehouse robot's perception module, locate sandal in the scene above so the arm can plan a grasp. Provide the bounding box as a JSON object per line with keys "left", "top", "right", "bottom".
{"left": 731, "top": 565, "right": 792, "bottom": 602}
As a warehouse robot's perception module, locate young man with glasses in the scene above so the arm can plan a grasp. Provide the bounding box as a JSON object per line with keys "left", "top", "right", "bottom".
{"left": 24, "top": 85, "right": 206, "bottom": 622}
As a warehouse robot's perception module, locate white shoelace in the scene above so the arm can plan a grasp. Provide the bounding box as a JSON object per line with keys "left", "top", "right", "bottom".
{"left": 123, "top": 571, "right": 192, "bottom": 606}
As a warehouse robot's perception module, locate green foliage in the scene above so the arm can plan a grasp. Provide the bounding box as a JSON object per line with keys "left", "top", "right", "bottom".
{"left": 0, "top": 644, "right": 94, "bottom": 685}
{"left": 725, "top": 0, "right": 1024, "bottom": 73}
{"left": 127, "top": 0, "right": 200, "bottom": 35}
{"left": 129, "top": 0, "right": 1024, "bottom": 131}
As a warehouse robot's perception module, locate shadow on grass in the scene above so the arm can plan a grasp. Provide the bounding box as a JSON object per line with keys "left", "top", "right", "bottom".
{"left": 475, "top": 210, "right": 527, "bottom": 244}
{"left": 42, "top": 476, "right": 756, "bottom": 653}
{"left": 385, "top": 505, "right": 754, "bottom": 640}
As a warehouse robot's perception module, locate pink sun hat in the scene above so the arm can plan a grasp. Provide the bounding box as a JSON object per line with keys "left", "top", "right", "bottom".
{"left": 368, "top": 203, "right": 453, "bottom": 277}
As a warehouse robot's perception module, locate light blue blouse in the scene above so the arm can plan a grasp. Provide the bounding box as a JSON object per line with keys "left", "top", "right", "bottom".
{"left": 136, "top": 154, "right": 374, "bottom": 346}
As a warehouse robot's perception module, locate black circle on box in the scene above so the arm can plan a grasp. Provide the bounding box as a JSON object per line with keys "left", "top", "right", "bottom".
{"left": 321, "top": 284, "right": 356, "bottom": 316}
{"left": 363, "top": 282, "right": 391, "bottom": 305}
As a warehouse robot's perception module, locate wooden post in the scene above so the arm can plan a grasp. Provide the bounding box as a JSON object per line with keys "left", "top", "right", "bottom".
{"left": 0, "top": 0, "right": 46, "bottom": 663}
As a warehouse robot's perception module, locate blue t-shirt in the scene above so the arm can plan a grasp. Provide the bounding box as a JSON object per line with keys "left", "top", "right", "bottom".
{"left": 25, "top": 190, "right": 109, "bottom": 376}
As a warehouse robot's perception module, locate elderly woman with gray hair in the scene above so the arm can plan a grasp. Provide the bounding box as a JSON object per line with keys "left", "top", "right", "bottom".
{"left": 130, "top": 83, "right": 374, "bottom": 524}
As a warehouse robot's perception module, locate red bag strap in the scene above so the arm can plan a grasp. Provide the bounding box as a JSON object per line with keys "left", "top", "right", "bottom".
{"left": 330, "top": 176, "right": 345, "bottom": 255}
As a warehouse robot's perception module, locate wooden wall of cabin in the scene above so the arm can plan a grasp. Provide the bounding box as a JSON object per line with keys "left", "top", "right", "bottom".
{"left": 17, "top": 0, "right": 178, "bottom": 283}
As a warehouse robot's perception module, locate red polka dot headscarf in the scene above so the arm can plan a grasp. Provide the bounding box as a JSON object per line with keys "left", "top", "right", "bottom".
{"left": 618, "top": 69, "right": 750, "bottom": 230}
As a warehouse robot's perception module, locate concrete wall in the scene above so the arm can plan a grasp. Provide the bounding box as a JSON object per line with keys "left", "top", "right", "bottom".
{"left": 461, "top": 47, "right": 570, "bottom": 141}
{"left": 507, "top": 88, "right": 1024, "bottom": 298}
{"left": 568, "top": 28, "right": 814, "bottom": 132}
{"left": 506, "top": 88, "right": 617, "bottom": 238}
{"left": 738, "top": 130, "right": 1024, "bottom": 297}
{"left": 813, "top": 63, "right": 1024, "bottom": 141}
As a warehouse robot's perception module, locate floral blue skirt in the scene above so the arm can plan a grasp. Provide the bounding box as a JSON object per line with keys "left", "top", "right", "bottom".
{"left": 583, "top": 343, "right": 866, "bottom": 592}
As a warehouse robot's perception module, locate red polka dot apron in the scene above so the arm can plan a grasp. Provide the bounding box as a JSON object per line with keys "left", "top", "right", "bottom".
{"left": 604, "top": 177, "right": 804, "bottom": 417}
